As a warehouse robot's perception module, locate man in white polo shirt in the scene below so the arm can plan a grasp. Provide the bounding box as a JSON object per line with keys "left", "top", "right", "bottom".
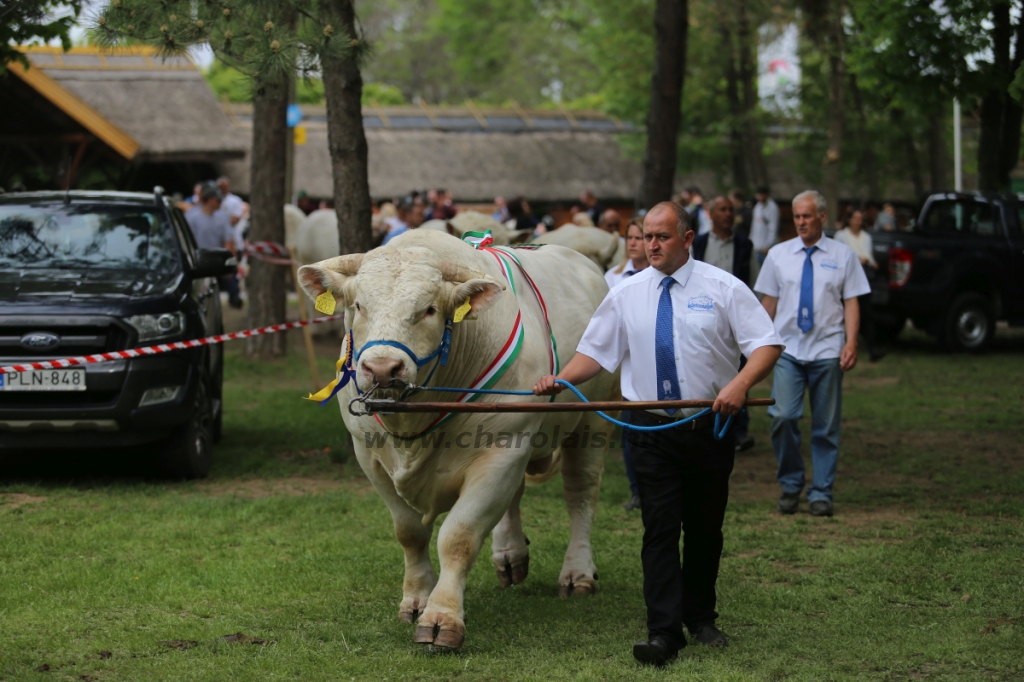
{"left": 534, "top": 202, "right": 782, "bottom": 666}
{"left": 754, "top": 190, "right": 871, "bottom": 518}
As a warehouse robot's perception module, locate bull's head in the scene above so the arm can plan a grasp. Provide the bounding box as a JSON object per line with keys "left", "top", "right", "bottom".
{"left": 298, "top": 247, "right": 505, "bottom": 391}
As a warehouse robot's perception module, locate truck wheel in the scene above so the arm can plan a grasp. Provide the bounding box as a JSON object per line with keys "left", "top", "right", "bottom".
{"left": 159, "top": 377, "right": 213, "bottom": 479}
{"left": 943, "top": 293, "right": 995, "bottom": 353}
{"left": 211, "top": 360, "right": 224, "bottom": 444}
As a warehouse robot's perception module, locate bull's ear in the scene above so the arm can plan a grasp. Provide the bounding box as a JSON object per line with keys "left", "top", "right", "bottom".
{"left": 298, "top": 262, "right": 355, "bottom": 306}
{"left": 450, "top": 278, "right": 503, "bottom": 319}
{"left": 445, "top": 221, "right": 458, "bottom": 236}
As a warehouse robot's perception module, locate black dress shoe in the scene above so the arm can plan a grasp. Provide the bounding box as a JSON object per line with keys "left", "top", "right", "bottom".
{"left": 809, "top": 499, "right": 834, "bottom": 517}
{"left": 622, "top": 493, "right": 641, "bottom": 511}
{"left": 689, "top": 622, "right": 728, "bottom": 647}
{"left": 632, "top": 636, "right": 679, "bottom": 667}
{"left": 778, "top": 491, "right": 800, "bottom": 515}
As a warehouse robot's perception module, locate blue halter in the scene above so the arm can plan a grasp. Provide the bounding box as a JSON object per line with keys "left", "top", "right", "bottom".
{"left": 353, "top": 319, "right": 454, "bottom": 395}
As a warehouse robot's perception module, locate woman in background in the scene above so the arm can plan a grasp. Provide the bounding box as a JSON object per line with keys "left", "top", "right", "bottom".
{"left": 835, "top": 207, "right": 885, "bottom": 361}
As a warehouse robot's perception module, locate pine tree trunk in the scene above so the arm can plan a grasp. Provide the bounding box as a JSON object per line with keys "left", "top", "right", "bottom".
{"left": 976, "top": 3, "right": 1024, "bottom": 191}
{"left": 892, "top": 109, "right": 924, "bottom": 199}
{"left": 849, "top": 74, "right": 879, "bottom": 200}
{"left": 928, "top": 107, "right": 946, "bottom": 192}
{"left": 244, "top": 77, "right": 289, "bottom": 360}
{"left": 822, "top": 7, "right": 844, "bottom": 227}
{"left": 736, "top": 0, "right": 767, "bottom": 188}
{"left": 996, "top": 8, "right": 1024, "bottom": 189}
{"left": 639, "top": 0, "right": 688, "bottom": 209}
{"left": 721, "top": 21, "right": 749, "bottom": 193}
{"left": 321, "top": 0, "right": 373, "bottom": 255}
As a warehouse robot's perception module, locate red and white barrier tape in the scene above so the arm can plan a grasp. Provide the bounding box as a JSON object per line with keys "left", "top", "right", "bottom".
{"left": 246, "top": 241, "right": 289, "bottom": 256}
{"left": 247, "top": 251, "right": 299, "bottom": 266}
{"left": 0, "top": 314, "right": 343, "bottom": 375}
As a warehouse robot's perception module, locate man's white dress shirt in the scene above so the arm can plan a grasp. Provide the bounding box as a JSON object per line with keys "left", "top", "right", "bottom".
{"left": 578, "top": 257, "right": 783, "bottom": 416}
{"left": 604, "top": 260, "right": 646, "bottom": 290}
{"left": 751, "top": 198, "right": 780, "bottom": 252}
{"left": 754, "top": 236, "right": 871, "bottom": 362}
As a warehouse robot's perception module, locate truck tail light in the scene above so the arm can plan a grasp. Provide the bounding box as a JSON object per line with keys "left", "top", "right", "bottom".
{"left": 888, "top": 248, "right": 913, "bottom": 288}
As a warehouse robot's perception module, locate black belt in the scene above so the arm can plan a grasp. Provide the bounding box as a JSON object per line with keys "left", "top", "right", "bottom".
{"left": 629, "top": 409, "right": 715, "bottom": 431}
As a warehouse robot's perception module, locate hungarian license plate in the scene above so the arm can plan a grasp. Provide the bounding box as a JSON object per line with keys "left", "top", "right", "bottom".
{"left": 0, "top": 368, "right": 86, "bottom": 391}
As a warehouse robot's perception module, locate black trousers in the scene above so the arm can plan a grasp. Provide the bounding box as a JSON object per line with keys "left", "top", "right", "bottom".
{"left": 628, "top": 410, "right": 735, "bottom": 648}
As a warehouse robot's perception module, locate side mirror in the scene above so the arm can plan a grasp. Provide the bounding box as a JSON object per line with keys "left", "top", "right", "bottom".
{"left": 192, "top": 248, "right": 238, "bottom": 278}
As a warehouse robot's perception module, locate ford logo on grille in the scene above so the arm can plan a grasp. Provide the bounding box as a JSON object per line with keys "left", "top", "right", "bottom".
{"left": 20, "top": 332, "right": 61, "bottom": 351}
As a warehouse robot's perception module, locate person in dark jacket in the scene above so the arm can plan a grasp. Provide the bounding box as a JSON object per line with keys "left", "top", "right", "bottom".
{"left": 691, "top": 196, "right": 760, "bottom": 451}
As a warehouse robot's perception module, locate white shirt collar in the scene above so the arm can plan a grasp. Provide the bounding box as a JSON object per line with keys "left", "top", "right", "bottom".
{"left": 790, "top": 235, "right": 830, "bottom": 254}
{"left": 709, "top": 231, "right": 734, "bottom": 244}
{"left": 656, "top": 254, "right": 696, "bottom": 288}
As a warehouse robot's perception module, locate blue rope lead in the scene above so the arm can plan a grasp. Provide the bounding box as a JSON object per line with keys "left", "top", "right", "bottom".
{"left": 413, "top": 380, "right": 733, "bottom": 440}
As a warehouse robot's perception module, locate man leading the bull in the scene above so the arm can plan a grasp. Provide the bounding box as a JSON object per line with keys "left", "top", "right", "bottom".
{"left": 534, "top": 202, "right": 783, "bottom": 666}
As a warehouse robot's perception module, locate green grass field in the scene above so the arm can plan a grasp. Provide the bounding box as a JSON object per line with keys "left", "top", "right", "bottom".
{"left": 2, "top": 326, "right": 1022, "bottom": 681}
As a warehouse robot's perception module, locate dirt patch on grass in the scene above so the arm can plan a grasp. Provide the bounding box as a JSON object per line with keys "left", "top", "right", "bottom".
{"left": 729, "top": 428, "right": 1024, "bottom": 508}
{"left": 0, "top": 493, "right": 47, "bottom": 509}
{"left": 845, "top": 376, "right": 900, "bottom": 388}
{"left": 196, "top": 477, "right": 348, "bottom": 499}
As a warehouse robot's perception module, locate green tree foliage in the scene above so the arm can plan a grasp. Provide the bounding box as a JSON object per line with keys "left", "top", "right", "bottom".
{"left": 92, "top": 0, "right": 354, "bottom": 89}
{"left": 205, "top": 61, "right": 405, "bottom": 105}
{"left": 0, "top": 0, "right": 82, "bottom": 73}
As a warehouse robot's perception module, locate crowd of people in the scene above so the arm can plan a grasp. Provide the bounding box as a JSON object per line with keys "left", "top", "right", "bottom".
{"left": 177, "top": 177, "right": 247, "bottom": 309}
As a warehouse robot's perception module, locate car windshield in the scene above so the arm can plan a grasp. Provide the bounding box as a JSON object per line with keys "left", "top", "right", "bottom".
{"left": 0, "top": 203, "right": 178, "bottom": 271}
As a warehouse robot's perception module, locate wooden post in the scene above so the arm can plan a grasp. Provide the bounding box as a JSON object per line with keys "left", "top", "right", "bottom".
{"left": 290, "top": 246, "right": 321, "bottom": 390}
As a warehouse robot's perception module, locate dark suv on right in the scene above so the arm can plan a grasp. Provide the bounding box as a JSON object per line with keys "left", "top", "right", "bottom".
{"left": 0, "top": 189, "right": 237, "bottom": 477}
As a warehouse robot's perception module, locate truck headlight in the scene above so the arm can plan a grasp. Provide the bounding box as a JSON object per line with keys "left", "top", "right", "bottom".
{"left": 139, "top": 385, "right": 182, "bottom": 407}
{"left": 126, "top": 312, "right": 186, "bottom": 342}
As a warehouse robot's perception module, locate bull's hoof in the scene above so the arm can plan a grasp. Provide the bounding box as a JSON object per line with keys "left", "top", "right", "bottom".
{"left": 495, "top": 555, "right": 530, "bottom": 588}
{"left": 414, "top": 623, "right": 465, "bottom": 649}
{"left": 559, "top": 580, "right": 597, "bottom": 598}
{"left": 414, "top": 624, "right": 436, "bottom": 644}
{"left": 512, "top": 557, "right": 530, "bottom": 585}
{"left": 399, "top": 608, "right": 419, "bottom": 624}
{"left": 497, "top": 563, "right": 513, "bottom": 589}
{"left": 433, "top": 628, "right": 465, "bottom": 649}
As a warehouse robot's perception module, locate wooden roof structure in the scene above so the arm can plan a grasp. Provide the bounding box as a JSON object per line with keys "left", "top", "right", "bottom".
{"left": 220, "top": 103, "right": 642, "bottom": 203}
{"left": 3, "top": 46, "right": 245, "bottom": 169}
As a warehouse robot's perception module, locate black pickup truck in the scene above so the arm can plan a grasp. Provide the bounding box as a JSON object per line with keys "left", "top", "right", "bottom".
{"left": 871, "top": 192, "right": 1024, "bottom": 351}
{"left": 0, "top": 189, "right": 237, "bottom": 477}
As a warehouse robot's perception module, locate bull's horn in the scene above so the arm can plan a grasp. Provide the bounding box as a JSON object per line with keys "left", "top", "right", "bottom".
{"left": 319, "top": 253, "right": 364, "bottom": 275}
{"left": 439, "top": 259, "right": 498, "bottom": 286}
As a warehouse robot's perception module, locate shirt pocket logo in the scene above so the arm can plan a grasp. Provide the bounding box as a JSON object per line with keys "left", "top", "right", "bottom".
{"left": 687, "top": 295, "right": 714, "bottom": 311}
{"left": 685, "top": 312, "right": 718, "bottom": 347}
{"left": 820, "top": 258, "right": 839, "bottom": 270}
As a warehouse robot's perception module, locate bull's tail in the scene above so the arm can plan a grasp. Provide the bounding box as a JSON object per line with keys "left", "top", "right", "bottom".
{"left": 525, "top": 447, "right": 563, "bottom": 486}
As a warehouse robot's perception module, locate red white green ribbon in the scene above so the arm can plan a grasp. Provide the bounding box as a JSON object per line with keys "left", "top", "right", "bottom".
{"left": 461, "top": 230, "right": 494, "bottom": 249}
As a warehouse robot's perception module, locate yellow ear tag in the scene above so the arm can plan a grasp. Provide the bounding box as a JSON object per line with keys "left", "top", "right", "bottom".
{"left": 453, "top": 297, "right": 472, "bottom": 323}
{"left": 314, "top": 289, "right": 336, "bottom": 315}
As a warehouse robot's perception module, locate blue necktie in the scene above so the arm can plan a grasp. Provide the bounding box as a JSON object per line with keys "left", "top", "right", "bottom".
{"left": 799, "top": 246, "right": 817, "bottom": 333}
{"left": 655, "top": 277, "right": 680, "bottom": 415}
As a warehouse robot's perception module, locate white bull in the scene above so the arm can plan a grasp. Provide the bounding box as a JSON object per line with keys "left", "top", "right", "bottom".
{"left": 284, "top": 203, "right": 306, "bottom": 249}
{"left": 295, "top": 209, "right": 343, "bottom": 336}
{"left": 420, "top": 210, "right": 532, "bottom": 245}
{"left": 533, "top": 224, "right": 622, "bottom": 271}
{"left": 298, "top": 229, "right": 615, "bottom": 649}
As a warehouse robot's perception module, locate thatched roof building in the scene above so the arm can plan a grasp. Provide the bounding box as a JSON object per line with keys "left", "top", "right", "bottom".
{"left": 220, "top": 104, "right": 642, "bottom": 203}
{"left": 1, "top": 46, "right": 244, "bottom": 190}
